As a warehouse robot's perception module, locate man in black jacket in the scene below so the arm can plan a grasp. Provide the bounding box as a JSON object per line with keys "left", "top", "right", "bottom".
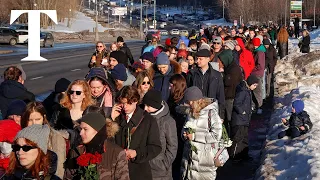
{"left": 0, "top": 66, "right": 35, "bottom": 118}
{"left": 186, "top": 49, "right": 226, "bottom": 120}
{"left": 112, "top": 86, "right": 161, "bottom": 180}
{"left": 263, "top": 39, "right": 277, "bottom": 98}
{"left": 117, "top": 36, "right": 134, "bottom": 66}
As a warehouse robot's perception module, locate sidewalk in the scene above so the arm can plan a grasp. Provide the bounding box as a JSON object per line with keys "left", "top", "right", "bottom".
{"left": 216, "top": 98, "right": 273, "bottom": 180}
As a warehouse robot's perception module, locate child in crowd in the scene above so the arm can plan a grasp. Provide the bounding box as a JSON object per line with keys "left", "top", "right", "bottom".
{"left": 278, "top": 100, "right": 313, "bottom": 139}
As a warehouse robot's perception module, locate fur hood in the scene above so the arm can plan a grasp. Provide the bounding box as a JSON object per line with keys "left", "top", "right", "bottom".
{"left": 106, "top": 118, "right": 119, "bottom": 138}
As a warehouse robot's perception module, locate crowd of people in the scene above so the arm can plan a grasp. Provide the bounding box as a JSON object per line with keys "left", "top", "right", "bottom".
{"left": 0, "top": 22, "right": 313, "bottom": 180}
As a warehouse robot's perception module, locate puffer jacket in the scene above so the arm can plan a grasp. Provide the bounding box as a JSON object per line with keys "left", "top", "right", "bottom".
{"left": 149, "top": 102, "right": 178, "bottom": 180}
{"left": 181, "top": 102, "right": 223, "bottom": 180}
{"left": 285, "top": 111, "right": 313, "bottom": 132}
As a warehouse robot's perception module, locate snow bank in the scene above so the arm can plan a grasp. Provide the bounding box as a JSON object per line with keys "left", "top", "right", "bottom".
{"left": 256, "top": 86, "right": 320, "bottom": 180}
{"left": 43, "top": 11, "right": 108, "bottom": 33}
{"left": 200, "top": 18, "right": 233, "bottom": 27}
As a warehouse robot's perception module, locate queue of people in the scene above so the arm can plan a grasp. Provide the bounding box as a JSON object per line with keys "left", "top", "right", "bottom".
{"left": 0, "top": 23, "right": 314, "bottom": 180}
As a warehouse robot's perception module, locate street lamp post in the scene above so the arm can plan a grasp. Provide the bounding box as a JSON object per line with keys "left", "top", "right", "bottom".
{"left": 95, "top": 0, "right": 99, "bottom": 42}
{"left": 285, "top": 0, "right": 287, "bottom": 27}
{"left": 222, "top": 0, "right": 225, "bottom": 20}
{"left": 314, "top": 0, "right": 317, "bottom": 27}
{"left": 140, "top": 0, "right": 143, "bottom": 39}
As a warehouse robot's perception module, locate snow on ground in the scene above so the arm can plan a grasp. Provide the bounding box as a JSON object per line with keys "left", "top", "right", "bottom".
{"left": 43, "top": 11, "right": 108, "bottom": 33}
{"left": 255, "top": 32, "right": 320, "bottom": 179}
{"left": 200, "top": 18, "right": 233, "bottom": 27}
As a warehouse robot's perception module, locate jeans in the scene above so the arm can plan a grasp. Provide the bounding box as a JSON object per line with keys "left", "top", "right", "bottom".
{"left": 278, "top": 127, "right": 301, "bottom": 139}
{"left": 225, "top": 99, "right": 234, "bottom": 137}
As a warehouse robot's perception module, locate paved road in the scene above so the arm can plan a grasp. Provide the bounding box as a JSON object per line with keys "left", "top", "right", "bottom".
{"left": 0, "top": 41, "right": 145, "bottom": 95}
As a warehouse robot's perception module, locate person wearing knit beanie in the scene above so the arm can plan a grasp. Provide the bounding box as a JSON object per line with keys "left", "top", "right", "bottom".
{"left": 292, "top": 100, "right": 305, "bottom": 114}
{"left": 6, "top": 100, "right": 27, "bottom": 118}
{"left": 109, "top": 51, "right": 128, "bottom": 69}
{"left": 14, "top": 124, "right": 50, "bottom": 154}
{"left": 80, "top": 112, "right": 106, "bottom": 133}
{"left": 246, "top": 75, "right": 259, "bottom": 89}
{"left": 252, "top": 37, "right": 261, "bottom": 47}
{"left": 156, "top": 52, "right": 170, "bottom": 66}
{"left": 165, "top": 38, "right": 171, "bottom": 47}
{"left": 224, "top": 40, "right": 238, "bottom": 50}
{"left": 142, "top": 52, "right": 155, "bottom": 65}
{"left": 111, "top": 64, "right": 127, "bottom": 90}
{"left": 54, "top": 78, "right": 71, "bottom": 93}
{"left": 183, "top": 86, "right": 204, "bottom": 103}
{"left": 177, "top": 49, "right": 188, "bottom": 59}
{"left": 142, "top": 90, "right": 162, "bottom": 110}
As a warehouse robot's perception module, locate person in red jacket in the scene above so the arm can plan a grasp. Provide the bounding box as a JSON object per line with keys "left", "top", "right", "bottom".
{"left": 0, "top": 100, "right": 26, "bottom": 172}
{"left": 235, "top": 37, "right": 255, "bottom": 80}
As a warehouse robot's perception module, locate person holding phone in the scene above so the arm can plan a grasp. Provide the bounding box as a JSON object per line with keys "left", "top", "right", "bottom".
{"left": 88, "top": 41, "right": 109, "bottom": 68}
{"left": 112, "top": 86, "right": 161, "bottom": 180}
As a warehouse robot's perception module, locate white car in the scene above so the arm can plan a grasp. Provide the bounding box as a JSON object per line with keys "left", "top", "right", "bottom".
{"left": 16, "top": 30, "right": 28, "bottom": 44}
{"left": 160, "top": 30, "right": 169, "bottom": 36}
{"left": 170, "top": 29, "right": 180, "bottom": 35}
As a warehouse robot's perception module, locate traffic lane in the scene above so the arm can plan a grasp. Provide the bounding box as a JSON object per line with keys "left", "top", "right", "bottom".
{"left": 13, "top": 43, "right": 143, "bottom": 95}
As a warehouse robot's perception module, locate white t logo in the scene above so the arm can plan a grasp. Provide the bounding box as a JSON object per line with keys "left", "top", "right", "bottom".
{"left": 10, "top": 10, "right": 57, "bottom": 61}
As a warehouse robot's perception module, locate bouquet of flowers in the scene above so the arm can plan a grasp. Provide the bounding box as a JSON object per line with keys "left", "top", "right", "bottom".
{"left": 76, "top": 152, "right": 102, "bottom": 180}
{"left": 184, "top": 121, "right": 198, "bottom": 154}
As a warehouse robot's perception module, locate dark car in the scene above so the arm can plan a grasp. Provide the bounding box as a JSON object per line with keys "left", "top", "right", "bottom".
{"left": 9, "top": 24, "right": 28, "bottom": 30}
{"left": 0, "top": 28, "right": 19, "bottom": 45}
{"left": 24, "top": 32, "right": 55, "bottom": 47}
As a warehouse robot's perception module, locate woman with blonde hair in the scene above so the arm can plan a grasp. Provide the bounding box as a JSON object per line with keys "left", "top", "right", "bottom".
{"left": 133, "top": 70, "right": 154, "bottom": 100}
{"left": 89, "top": 41, "right": 108, "bottom": 68}
{"left": 21, "top": 102, "right": 69, "bottom": 179}
{"left": 51, "top": 79, "right": 95, "bottom": 130}
{"left": 110, "top": 42, "right": 119, "bottom": 52}
{"left": 277, "top": 26, "right": 289, "bottom": 59}
{"left": 181, "top": 86, "right": 222, "bottom": 180}
{"left": 299, "top": 30, "right": 310, "bottom": 53}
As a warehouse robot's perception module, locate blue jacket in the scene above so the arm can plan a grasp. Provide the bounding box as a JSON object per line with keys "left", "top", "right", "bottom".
{"left": 177, "top": 36, "right": 190, "bottom": 48}
{"left": 231, "top": 81, "right": 253, "bottom": 126}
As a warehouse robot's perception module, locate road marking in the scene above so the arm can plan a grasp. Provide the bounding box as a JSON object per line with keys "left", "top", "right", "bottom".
{"left": 30, "top": 76, "right": 43, "bottom": 80}
{"left": 71, "top": 68, "right": 81, "bottom": 72}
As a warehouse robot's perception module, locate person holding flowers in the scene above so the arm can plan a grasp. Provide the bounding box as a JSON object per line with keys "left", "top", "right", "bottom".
{"left": 64, "top": 112, "right": 129, "bottom": 180}
{"left": 181, "top": 86, "right": 223, "bottom": 180}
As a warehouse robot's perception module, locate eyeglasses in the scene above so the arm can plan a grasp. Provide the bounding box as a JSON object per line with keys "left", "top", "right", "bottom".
{"left": 68, "top": 90, "right": 82, "bottom": 95}
{"left": 213, "top": 42, "right": 220, "bottom": 45}
{"left": 142, "top": 81, "right": 150, "bottom": 85}
{"left": 96, "top": 46, "right": 103, "bottom": 48}
{"left": 12, "top": 145, "right": 37, "bottom": 152}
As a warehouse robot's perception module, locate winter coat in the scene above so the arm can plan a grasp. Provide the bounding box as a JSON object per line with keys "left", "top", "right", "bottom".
{"left": 284, "top": 111, "right": 313, "bottom": 132}
{"left": 231, "top": 81, "right": 253, "bottom": 127}
{"left": 149, "top": 102, "right": 178, "bottom": 180}
{"left": 153, "top": 60, "right": 182, "bottom": 102}
{"left": 92, "top": 86, "right": 115, "bottom": 118}
{"left": 278, "top": 42, "right": 289, "bottom": 59}
{"left": 64, "top": 140, "right": 129, "bottom": 180}
{"left": 300, "top": 35, "right": 310, "bottom": 53}
{"left": 236, "top": 38, "right": 255, "bottom": 80}
{"left": 141, "top": 42, "right": 151, "bottom": 55}
{"left": 265, "top": 45, "right": 278, "bottom": 73}
{"left": 51, "top": 107, "right": 77, "bottom": 130}
{"left": 177, "top": 36, "right": 190, "bottom": 48}
{"left": 186, "top": 64, "right": 226, "bottom": 120}
{"left": 218, "top": 50, "right": 243, "bottom": 100}
{"left": 181, "top": 102, "right": 223, "bottom": 180}
{"left": 251, "top": 45, "right": 266, "bottom": 77}
{"left": 0, "top": 80, "right": 35, "bottom": 118}
{"left": 43, "top": 92, "right": 63, "bottom": 122}
{"left": 88, "top": 49, "right": 109, "bottom": 68}
{"left": 119, "top": 43, "right": 134, "bottom": 66}
{"left": 114, "top": 107, "right": 162, "bottom": 180}
{"left": 48, "top": 128, "right": 69, "bottom": 179}
{"left": 0, "top": 120, "right": 21, "bottom": 170}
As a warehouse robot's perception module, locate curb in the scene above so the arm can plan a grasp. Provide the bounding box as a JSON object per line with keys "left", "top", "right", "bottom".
{"left": 0, "top": 50, "right": 14, "bottom": 54}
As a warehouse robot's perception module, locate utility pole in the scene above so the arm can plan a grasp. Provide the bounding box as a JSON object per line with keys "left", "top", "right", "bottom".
{"left": 95, "top": 0, "right": 99, "bottom": 41}
{"left": 285, "top": 0, "right": 287, "bottom": 26}
{"left": 314, "top": 0, "right": 317, "bottom": 27}
{"left": 130, "top": 0, "right": 133, "bottom": 26}
{"left": 140, "top": 0, "right": 143, "bottom": 39}
{"left": 89, "top": 0, "right": 91, "bottom": 9}
{"left": 153, "top": 0, "right": 156, "bottom": 29}
{"left": 222, "top": 0, "right": 225, "bottom": 20}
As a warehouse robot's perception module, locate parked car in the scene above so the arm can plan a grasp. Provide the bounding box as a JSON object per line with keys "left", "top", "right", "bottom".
{"left": 159, "top": 30, "right": 169, "bottom": 36}
{"left": 170, "top": 29, "right": 180, "bottom": 35}
{"left": 10, "top": 24, "right": 28, "bottom": 31}
{"left": 40, "top": 32, "right": 54, "bottom": 47}
{"left": 145, "top": 29, "right": 161, "bottom": 42}
{"left": 16, "top": 30, "right": 28, "bottom": 44}
{"left": 0, "top": 27, "right": 19, "bottom": 45}
{"left": 180, "top": 30, "right": 189, "bottom": 37}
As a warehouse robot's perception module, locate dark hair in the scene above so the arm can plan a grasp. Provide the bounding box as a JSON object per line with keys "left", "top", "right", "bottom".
{"left": 83, "top": 105, "right": 106, "bottom": 117}
{"left": 88, "top": 76, "right": 108, "bottom": 86}
{"left": 224, "top": 36, "right": 235, "bottom": 41}
{"left": 168, "top": 46, "right": 178, "bottom": 53}
{"left": 170, "top": 37, "right": 179, "bottom": 47}
{"left": 169, "top": 74, "right": 186, "bottom": 103}
{"left": 116, "top": 86, "right": 140, "bottom": 104}
{"left": 7, "top": 139, "right": 50, "bottom": 179}
{"left": 3, "top": 66, "right": 22, "bottom": 81}
{"left": 21, "top": 102, "right": 49, "bottom": 129}
{"left": 188, "top": 39, "right": 197, "bottom": 47}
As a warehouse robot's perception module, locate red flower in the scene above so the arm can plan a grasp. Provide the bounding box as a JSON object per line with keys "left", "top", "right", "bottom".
{"left": 90, "top": 152, "right": 102, "bottom": 164}
{"left": 76, "top": 153, "right": 93, "bottom": 167}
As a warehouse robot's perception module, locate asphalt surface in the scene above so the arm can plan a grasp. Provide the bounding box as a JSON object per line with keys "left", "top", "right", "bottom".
{"left": 0, "top": 41, "right": 145, "bottom": 95}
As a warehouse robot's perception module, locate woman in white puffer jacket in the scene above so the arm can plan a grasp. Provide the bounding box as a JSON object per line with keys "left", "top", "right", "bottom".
{"left": 180, "top": 86, "right": 223, "bottom": 180}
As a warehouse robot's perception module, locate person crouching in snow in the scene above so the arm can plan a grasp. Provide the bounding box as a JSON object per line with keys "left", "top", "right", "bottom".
{"left": 278, "top": 100, "right": 313, "bottom": 139}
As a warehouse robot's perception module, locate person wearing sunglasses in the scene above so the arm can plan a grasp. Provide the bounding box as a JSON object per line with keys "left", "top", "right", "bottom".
{"left": 4, "top": 124, "right": 60, "bottom": 180}
{"left": 133, "top": 70, "right": 154, "bottom": 101}
{"left": 88, "top": 41, "right": 108, "bottom": 68}
{"left": 20, "top": 102, "right": 70, "bottom": 179}
{"left": 52, "top": 80, "right": 95, "bottom": 130}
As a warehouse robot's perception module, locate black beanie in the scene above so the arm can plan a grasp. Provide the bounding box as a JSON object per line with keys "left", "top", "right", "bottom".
{"left": 80, "top": 112, "right": 106, "bottom": 132}
{"left": 246, "top": 75, "right": 259, "bottom": 86}
{"left": 55, "top": 78, "right": 71, "bottom": 93}
{"left": 263, "top": 39, "right": 271, "bottom": 45}
{"left": 110, "top": 51, "right": 128, "bottom": 67}
{"left": 117, "top": 36, "right": 124, "bottom": 42}
{"left": 142, "top": 90, "right": 162, "bottom": 109}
